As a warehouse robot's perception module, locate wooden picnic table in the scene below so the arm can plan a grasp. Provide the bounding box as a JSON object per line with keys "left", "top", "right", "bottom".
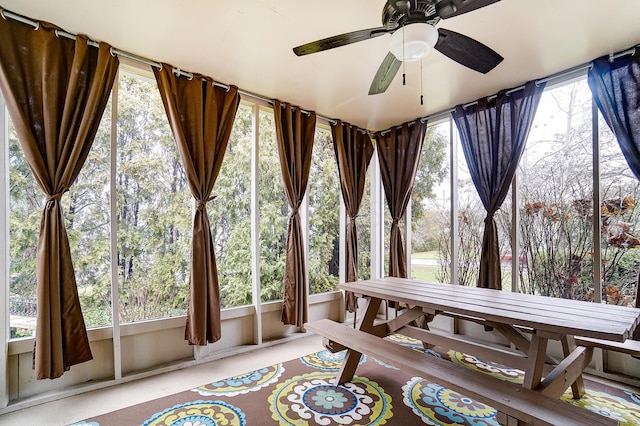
{"left": 336, "top": 277, "right": 640, "bottom": 399}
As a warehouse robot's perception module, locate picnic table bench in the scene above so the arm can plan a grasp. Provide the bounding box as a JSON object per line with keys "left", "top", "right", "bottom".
{"left": 305, "top": 277, "right": 640, "bottom": 425}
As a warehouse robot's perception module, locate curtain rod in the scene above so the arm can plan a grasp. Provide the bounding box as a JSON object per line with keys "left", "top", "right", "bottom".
{"left": 367, "top": 48, "right": 636, "bottom": 137}
{"left": 2, "top": 8, "right": 637, "bottom": 136}
{"left": 0, "top": 8, "right": 344, "bottom": 127}
{"left": 351, "top": 45, "right": 634, "bottom": 137}
{"left": 452, "top": 62, "right": 594, "bottom": 111}
{"left": 404, "top": 47, "right": 637, "bottom": 131}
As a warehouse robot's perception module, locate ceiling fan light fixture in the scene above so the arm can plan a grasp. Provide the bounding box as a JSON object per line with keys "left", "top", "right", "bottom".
{"left": 389, "top": 23, "right": 438, "bottom": 62}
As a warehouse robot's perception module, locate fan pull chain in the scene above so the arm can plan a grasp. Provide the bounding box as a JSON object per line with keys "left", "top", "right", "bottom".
{"left": 402, "top": 25, "right": 406, "bottom": 86}
{"left": 420, "top": 59, "right": 424, "bottom": 105}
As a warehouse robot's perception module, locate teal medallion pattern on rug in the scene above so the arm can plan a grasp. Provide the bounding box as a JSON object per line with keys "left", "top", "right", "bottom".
{"left": 300, "top": 349, "right": 366, "bottom": 371}
{"left": 269, "top": 371, "right": 393, "bottom": 425}
{"left": 561, "top": 388, "right": 640, "bottom": 424}
{"left": 142, "top": 400, "right": 246, "bottom": 426}
{"left": 627, "top": 391, "right": 640, "bottom": 405}
{"left": 192, "top": 363, "right": 284, "bottom": 396}
{"left": 402, "top": 377, "right": 499, "bottom": 425}
{"left": 448, "top": 350, "right": 523, "bottom": 383}
{"left": 67, "top": 349, "right": 640, "bottom": 425}
{"left": 388, "top": 333, "right": 444, "bottom": 358}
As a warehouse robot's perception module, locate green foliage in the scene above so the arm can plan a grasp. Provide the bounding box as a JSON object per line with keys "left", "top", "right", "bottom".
{"left": 257, "top": 110, "right": 289, "bottom": 302}
{"left": 115, "top": 73, "right": 191, "bottom": 322}
{"left": 357, "top": 172, "right": 372, "bottom": 281}
{"left": 8, "top": 122, "right": 40, "bottom": 301}
{"left": 209, "top": 105, "right": 253, "bottom": 307}
{"left": 10, "top": 328, "right": 33, "bottom": 339}
{"left": 411, "top": 125, "right": 449, "bottom": 223}
{"left": 410, "top": 124, "right": 449, "bottom": 257}
{"left": 308, "top": 128, "right": 340, "bottom": 294}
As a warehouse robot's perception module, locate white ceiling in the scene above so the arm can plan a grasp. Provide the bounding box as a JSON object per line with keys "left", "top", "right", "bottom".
{"left": 2, "top": 0, "right": 640, "bottom": 132}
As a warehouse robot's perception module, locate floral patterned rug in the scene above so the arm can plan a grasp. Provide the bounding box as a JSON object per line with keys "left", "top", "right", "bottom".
{"left": 70, "top": 335, "right": 640, "bottom": 425}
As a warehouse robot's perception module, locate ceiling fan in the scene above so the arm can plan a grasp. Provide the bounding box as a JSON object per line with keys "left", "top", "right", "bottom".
{"left": 293, "top": 0, "right": 504, "bottom": 95}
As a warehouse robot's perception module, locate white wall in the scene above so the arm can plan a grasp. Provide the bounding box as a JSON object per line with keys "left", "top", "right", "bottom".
{"left": 3, "top": 292, "right": 343, "bottom": 409}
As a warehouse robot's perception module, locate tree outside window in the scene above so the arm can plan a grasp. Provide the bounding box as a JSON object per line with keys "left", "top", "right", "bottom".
{"left": 308, "top": 127, "right": 340, "bottom": 294}
{"left": 116, "top": 72, "right": 191, "bottom": 322}
{"left": 208, "top": 104, "right": 253, "bottom": 308}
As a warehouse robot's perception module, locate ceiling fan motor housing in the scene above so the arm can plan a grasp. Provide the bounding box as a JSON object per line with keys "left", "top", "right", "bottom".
{"left": 382, "top": 0, "right": 441, "bottom": 29}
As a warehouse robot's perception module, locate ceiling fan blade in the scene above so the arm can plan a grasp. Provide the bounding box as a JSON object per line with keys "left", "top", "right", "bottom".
{"left": 369, "top": 52, "right": 402, "bottom": 95}
{"left": 436, "top": 0, "right": 501, "bottom": 19}
{"left": 293, "top": 27, "right": 390, "bottom": 56}
{"left": 434, "top": 28, "right": 503, "bottom": 74}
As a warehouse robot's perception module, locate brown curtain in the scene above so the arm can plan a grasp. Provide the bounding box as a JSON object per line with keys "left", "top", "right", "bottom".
{"left": 375, "top": 120, "right": 427, "bottom": 278}
{"left": 331, "top": 121, "right": 374, "bottom": 312}
{"left": 0, "top": 18, "right": 119, "bottom": 378}
{"left": 273, "top": 100, "right": 316, "bottom": 326}
{"left": 154, "top": 66, "right": 240, "bottom": 345}
{"left": 452, "top": 81, "right": 545, "bottom": 289}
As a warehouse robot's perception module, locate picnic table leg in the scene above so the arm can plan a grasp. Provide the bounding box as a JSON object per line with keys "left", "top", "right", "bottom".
{"left": 523, "top": 333, "right": 548, "bottom": 389}
{"left": 420, "top": 313, "right": 436, "bottom": 349}
{"left": 334, "top": 296, "right": 382, "bottom": 385}
{"left": 357, "top": 297, "right": 383, "bottom": 333}
{"left": 491, "top": 323, "right": 557, "bottom": 365}
{"left": 561, "top": 335, "right": 586, "bottom": 398}
{"left": 335, "top": 349, "right": 363, "bottom": 385}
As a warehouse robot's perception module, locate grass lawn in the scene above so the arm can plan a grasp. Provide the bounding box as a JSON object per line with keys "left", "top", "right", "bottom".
{"left": 410, "top": 264, "right": 440, "bottom": 282}
{"left": 411, "top": 251, "right": 438, "bottom": 259}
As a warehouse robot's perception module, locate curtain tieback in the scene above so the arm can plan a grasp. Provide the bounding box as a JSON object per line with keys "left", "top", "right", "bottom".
{"left": 46, "top": 190, "right": 68, "bottom": 203}
{"left": 197, "top": 195, "right": 217, "bottom": 210}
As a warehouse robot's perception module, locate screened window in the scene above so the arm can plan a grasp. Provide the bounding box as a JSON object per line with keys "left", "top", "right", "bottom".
{"left": 518, "top": 79, "right": 594, "bottom": 299}
{"left": 258, "top": 109, "right": 288, "bottom": 302}
{"left": 308, "top": 127, "right": 340, "bottom": 294}
{"left": 411, "top": 121, "right": 449, "bottom": 283}
{"left": 358, "top": 170, "right": 372, "bottom": 281}
{"left": 9, "top": 117, "right": 42, "bottom": 338}
{"left": 209, "top": 104, "right": 253, "bottom": 308}
{"left": 116, "top": 71, "right": 191, "bottom": 322}
{"left": 598, "top": 111, "right": 640, "bottom": 306}
{"left": 8, "top": 99, "right": 113, "bottom": 337}
{"left": 453, "top": 130, "right": 485, "bottom": 287}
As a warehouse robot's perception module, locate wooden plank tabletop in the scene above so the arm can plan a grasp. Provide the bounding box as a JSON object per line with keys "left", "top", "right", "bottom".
{"left": 340, "top": 277, "right": 640, "bottom": 342}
